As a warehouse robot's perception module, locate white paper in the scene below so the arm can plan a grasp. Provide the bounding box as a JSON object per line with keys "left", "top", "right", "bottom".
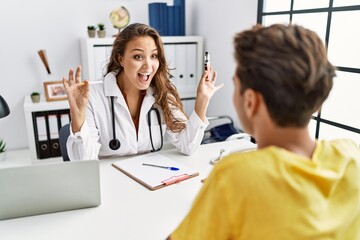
{"left": 112, "top": 153, "right": 198, "bottom": 188}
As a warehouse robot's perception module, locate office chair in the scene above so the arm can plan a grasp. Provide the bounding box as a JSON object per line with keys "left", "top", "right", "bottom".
{"left": 59, "top": 123, "right": 70, "bottom": 161}
{"left": 202, "top": 115, "right": 255, "bottom": 144}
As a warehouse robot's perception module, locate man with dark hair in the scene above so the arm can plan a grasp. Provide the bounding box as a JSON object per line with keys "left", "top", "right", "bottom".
{"left": 168, "top": 24, "right": 360, "bottom": 239}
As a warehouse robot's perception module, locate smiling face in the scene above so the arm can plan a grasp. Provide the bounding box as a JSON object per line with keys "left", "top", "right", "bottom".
{"left": 118, "top": 36, "right": 159, "bottom": 92}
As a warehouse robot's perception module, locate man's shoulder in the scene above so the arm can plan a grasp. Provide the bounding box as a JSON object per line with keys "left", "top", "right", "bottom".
{"left": 319, "top": 138, "right": 360, "bottom": 160}
{"left": 221, "top": 147, "right": 280, "bottom": 164}
{"left": 326, "top": 138, "right": 358, "bottom": 149}
{"left": 214, "top": 147, "right": 279, "bottom": 173}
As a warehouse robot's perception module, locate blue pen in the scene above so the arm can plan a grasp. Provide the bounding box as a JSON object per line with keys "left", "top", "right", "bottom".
{"left": 142, "top": 163, "right": 179, "bottom": 171}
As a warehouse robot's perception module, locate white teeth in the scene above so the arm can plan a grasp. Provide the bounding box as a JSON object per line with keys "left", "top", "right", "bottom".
{"left": 139, "top": 73, "right": 151, "bottom": 76}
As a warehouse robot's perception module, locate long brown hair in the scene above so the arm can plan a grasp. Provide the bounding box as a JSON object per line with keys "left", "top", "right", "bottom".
{"left": 106, "top": 23, "right": 187, "bottom": 132}
{"left": 234, "top": 24, "right": 335, "bottom": 127}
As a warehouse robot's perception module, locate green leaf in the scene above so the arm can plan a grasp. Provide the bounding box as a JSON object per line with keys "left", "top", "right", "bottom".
{"left": 0, "top": 139, "right": 6, "bottom": 153}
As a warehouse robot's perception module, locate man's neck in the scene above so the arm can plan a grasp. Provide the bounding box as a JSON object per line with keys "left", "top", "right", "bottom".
{"left": 256, "top": 126, "right": 316, "bottom": 159}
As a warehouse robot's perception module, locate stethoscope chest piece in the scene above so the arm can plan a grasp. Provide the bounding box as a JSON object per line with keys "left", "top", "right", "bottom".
{"left": 109, "top": 139, "right": 121, "bottom": 150}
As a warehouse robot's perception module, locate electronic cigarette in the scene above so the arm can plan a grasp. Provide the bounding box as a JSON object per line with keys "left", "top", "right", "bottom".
{"left": 204, "top": 51, "right": 210, "bottom": 71}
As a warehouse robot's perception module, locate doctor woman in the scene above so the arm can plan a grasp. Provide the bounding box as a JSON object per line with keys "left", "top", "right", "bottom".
{"left": 62, "top": 23, "right": 223, "bottom": 160}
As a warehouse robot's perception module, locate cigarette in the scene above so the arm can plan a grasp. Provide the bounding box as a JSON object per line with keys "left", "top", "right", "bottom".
{"left": 88, "top": 81, "right": 103, "bottom": 85}
{"left": 79, "top": 81, "right": 103, "bottom": 86}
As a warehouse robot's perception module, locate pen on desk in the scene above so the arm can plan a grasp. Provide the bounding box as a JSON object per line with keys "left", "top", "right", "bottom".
{"left": 142, "top": 163, "right": 180, "bottom": 171}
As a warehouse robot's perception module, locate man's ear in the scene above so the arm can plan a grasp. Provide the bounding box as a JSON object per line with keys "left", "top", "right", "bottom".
{"left": 118, "top": 56, "right": 124, "bottom": 67}
{"left": 243, "top": 89, "right": 260, "bottom": 118}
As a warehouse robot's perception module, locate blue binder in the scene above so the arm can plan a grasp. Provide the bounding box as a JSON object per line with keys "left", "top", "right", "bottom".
{"left": 148, "top": 3, "right": 168, "bottom": 36}
{"left": 161, "top": 3, "right": 168, "bottom": 36}
{"left": 149, "top": 3, "right": 160, "bottom": 34}
{"left": 173, "top": 5, "right": 181, "bottom": 36}
{"left": 174, "top": 0, "right": 185, "bottom": 35}
{"left": 167, "top": 6, "right": 175, "bottom": 36}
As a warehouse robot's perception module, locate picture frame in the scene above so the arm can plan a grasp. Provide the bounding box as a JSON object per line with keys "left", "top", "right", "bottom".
{"left": 43, "top": 81, "right": 67, "bottom": 102}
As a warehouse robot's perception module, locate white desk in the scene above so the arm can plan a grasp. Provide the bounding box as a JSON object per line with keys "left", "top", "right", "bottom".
{"left": 0, "top": 139, "right": 255, "bottom": 240}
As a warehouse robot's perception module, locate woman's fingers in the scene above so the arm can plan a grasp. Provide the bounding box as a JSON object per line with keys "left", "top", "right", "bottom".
{"left": 75, "top": 66, "right": 81, "bottom": 84}
{"left": 214, "top": 82, "right": 225, "bottom": 91}
{"left": 77, "top": 81, "right": 89, "bottom": 94}
{"left": 204, "top": 66, "right": 212, "bottom": 81}
{"left": 68, "top": 68, "right": 74, "bottom": 85}
{"left": 210, "top": 71, "right": 217, "bottom": 83}
{"left": 64, "top": 66, "right": 83, "bottom": 87}
{"left": 62, "top": 77, "right": 68, "bottom": 88}
{"left": 203, "top": 70, "right": 217, "bottom": 85}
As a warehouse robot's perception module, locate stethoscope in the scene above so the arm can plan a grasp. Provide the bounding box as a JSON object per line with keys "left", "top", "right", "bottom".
{"left": 109, "top": 96, "right": 163, "bottom": 152}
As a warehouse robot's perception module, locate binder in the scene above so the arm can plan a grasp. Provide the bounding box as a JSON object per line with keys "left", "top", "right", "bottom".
{"left": 160, "top": 2, "right": 168, "bottom": 36}
{"left": 59, "top": 109, "right": 70, "bottom": 127}
{"left": 175, "top": 44, "right": 187, "bottom": 93}
{"left": 163, "top": 44, "right": 177, "bottom": 82}
{"left": 112, "top": 153, "right": 199, "bottom": 191}
{"left": 148, "top": 3, "right": 168, "bottom": 36}
{"left": 32, "top": 109, "right": 70, "bottom": 159}
{"left": 174, "top": 0, "right": 185, "bottom": 35}
{"left": 149, "top": 3, "right": 162, "bottom": 35}
{"left": 47, "top": 111, "right": 61, "bottom": 157}
{"left": 185, "top": 43, "right": 197, "bottom": 95}
{"left": 32, "top": 112, "right": 51, "bottom": 159}
{"left": 173, "top": 5, "right": 181, "bottom": 36}
{"left": 167, "top": 6, "right": 175, "bottom": 36}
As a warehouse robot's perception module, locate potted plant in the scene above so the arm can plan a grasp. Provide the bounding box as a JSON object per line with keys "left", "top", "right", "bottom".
{"left": 97, "top": 23, "right": 106, "bottom": 38}
{"left": 31, "top": 92, "right": 40, "bottom": 103}
{"left": 87, "top": 25, "right": 97, "bottom": 38}
{"left": 0, "top": 138, "right": 6, "bottom": 161}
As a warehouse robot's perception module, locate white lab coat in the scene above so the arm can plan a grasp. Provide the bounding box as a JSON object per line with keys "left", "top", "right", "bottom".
{"left": 67, "top": 72, "right": 208, "bottom": 160}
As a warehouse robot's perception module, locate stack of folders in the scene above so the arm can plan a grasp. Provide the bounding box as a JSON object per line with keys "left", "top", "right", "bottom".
{"left": 112, "top": 153, "right": 199, "bottom": 190}
{"left": 32, "top": 109, "right": 70, "bottom": 159}
{"left": 148, "top": 0, "right": 185, "bottom": 36}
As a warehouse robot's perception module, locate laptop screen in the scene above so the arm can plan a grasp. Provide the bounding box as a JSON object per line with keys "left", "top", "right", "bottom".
{"left": 0, "top": 159, "right": 101, "bottom": 220}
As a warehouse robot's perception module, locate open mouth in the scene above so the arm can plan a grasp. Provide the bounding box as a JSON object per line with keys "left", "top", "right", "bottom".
{"left": 138, "top": 73, "right": 152, "bottom": 84}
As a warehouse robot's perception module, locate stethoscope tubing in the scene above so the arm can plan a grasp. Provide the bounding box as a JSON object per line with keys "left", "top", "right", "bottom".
{"left": 109, "top": 96, "right": 163, "bottom": 152}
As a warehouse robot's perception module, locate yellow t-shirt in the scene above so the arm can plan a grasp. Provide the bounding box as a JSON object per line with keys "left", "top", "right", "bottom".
{"left": 171, "top": 139, "right": 360, "bottom": 239}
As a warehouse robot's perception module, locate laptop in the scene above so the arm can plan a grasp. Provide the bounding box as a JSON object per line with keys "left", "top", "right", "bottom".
{"left": 0, "top": 159, "right": 101, "bottom": 220}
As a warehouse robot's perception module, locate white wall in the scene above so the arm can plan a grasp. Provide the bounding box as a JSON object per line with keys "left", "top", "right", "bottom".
{"left": 190, "top": 0, "right": 258, "bottom": 127}
{"left": 0, "top": 0, "right": 257, "bottom": 150}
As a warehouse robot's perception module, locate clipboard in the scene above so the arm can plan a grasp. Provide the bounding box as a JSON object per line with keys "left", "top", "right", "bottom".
{"left": 112, "top": 153, "right": 199, "bottom": 191}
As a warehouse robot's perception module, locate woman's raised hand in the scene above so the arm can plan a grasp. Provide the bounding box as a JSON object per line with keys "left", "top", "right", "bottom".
{"left": 195, "top": 66, "right": 224, "bottom": 121}
{"left": 197, "top": 66, "right": 223, "bottom": 101}
{"left": 62, "top": 65, "right": 89, "bottom": 133}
